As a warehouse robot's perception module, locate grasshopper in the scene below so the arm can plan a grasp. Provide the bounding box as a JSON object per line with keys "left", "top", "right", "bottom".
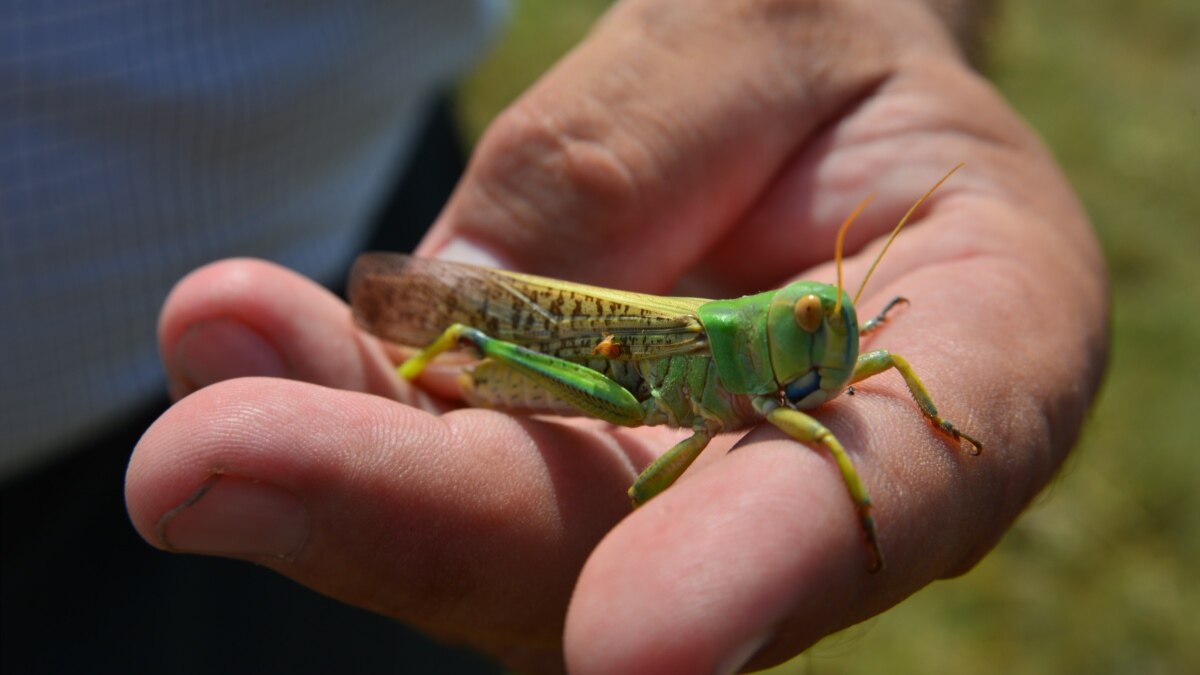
{"left": 348, "top": 166, "right": 980, "bottom": 572}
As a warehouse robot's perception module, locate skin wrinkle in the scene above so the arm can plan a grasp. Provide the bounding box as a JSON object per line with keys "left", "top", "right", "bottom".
{"left": 375, "top": 411, "right": 620, "bottom": 648}
{"left": 606, "top": 107, "right": 696, "bottom": 219}
{"left": 758, "top": 10, "right": 880, "bottom": 117}
{"left": 341, "top": 418, "right": 501, "bottom": 638}
{"left": 286, "top": 399, "right": 461, "bottom": 611}
{"left": 940, "top": 390, "right": 1049, "bottom": 576}
{"left": 625, "top": 6, "right": 790, "bottom": 134}
{"left": 693, "top": 137, "right": 997, "bottom": 298}
{"left": 928, "top": 280, "right": 1063, "bottom": 577}
{"left": 476, "top": 102, "right": 653, "bottom": 278}
{"left": 836, "top": 61, "right": 1043, "bottom": 161}
{"left": 566, "top": 57, "right": 782, "bottom": 285}
{"left": 550, "top": 111, "right": 648, "bottom": 238}
{"left": 746, "top": 0, "right": 971, "bottom": 111}
{"left": 348, "top": 323, "right": 410, "bottom": 400}
{"left": 467, "top": 107, "right": 569, "bottom": 251}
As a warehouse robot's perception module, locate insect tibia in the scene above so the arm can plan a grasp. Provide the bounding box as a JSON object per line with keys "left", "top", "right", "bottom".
{"left": 398, "top": 323, "right": 481, "bottom": 380}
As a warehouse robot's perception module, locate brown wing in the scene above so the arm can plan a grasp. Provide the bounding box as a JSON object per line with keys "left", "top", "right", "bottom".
{"left": 348, "top": 253, "right": 711, "bottom": 361}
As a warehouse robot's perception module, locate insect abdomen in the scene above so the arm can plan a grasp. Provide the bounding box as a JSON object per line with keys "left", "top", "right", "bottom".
{"left": 461, "top": 354, "right": 756, "bottom": 432}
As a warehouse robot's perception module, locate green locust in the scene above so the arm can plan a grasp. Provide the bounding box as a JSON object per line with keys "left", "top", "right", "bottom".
{"left": 348, "top": 166, "right": 980, "bottom": 572}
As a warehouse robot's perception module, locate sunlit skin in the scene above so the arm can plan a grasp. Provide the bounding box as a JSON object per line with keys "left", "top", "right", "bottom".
{"left": 127, "top": 1, "right": 1108, "bottom": 674}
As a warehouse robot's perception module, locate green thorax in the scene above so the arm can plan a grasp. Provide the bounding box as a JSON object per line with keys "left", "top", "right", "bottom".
{"left": 697, "top": 281, "right": 859, "bottom": 409}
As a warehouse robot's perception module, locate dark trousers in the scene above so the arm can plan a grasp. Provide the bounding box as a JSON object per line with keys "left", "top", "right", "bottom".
{"left": 1, "top": 98, "right": 501, "bottom": 674}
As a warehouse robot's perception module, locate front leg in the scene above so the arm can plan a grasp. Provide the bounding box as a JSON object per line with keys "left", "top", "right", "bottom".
{"left": 758, "top": 398, "right": 882, "bottom": 573}
{"left": 852, "top": 350, "right": 983, "bottom": 454}
{"left": 628, "top": 428, "right": 713, "bottom": 507}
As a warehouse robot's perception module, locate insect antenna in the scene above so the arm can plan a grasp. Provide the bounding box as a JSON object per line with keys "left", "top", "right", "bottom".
{"left": 853, "top": 163, "right": 964, "bottom": 305}
{"left": 832, "top": 193, "right": 875, "bottom": 316}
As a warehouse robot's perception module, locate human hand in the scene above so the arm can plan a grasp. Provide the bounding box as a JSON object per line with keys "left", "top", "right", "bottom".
{"left": 127, "top": 1, "right": 1108, "bottom": 673}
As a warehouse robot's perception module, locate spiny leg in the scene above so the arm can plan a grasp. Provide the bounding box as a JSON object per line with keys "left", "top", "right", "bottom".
{"left": 859, "top": 296, "right": 909, "bottom": 336}
{"left": 628, "top": 429, "right": 712, "bottom": 507}
{"left": 852, "top": 350, "right": 983, "bottom": 454}
{"left": 762, "top": 403, "right": 883, "bottom": 573}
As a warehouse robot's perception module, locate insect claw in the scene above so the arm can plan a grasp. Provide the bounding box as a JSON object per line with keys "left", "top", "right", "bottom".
{"left": 860, "top": 296, "right": 911, "bottom": 335}
{"left": 867, "top": 549, "right": 884, "bottom": 574}
{"left": 963, "top": 433, "right": 984, "bottom": 456}
{"left": 858, "top": 504, "right": 884, "bottom": 573}
{"left": 939, "top": 419, "right": 984, "bottom": 455}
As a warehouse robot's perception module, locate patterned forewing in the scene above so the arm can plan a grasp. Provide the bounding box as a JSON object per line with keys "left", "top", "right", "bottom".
{"left": 348, "top": 253, "right": 710, "bottom": 361}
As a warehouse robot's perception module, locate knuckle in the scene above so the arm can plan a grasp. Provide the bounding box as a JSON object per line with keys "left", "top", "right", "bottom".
{"left": 476, "top": 101, "right": 646, "bottom": 233}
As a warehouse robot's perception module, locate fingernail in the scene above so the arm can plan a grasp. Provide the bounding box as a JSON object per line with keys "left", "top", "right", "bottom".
{"left": 434, "top": 238, "right": 506, "bottom": 268}
{"left": 715, "top": 630, "right": 773, "bottom": 675}
{"left": 157, "top": 475, "right": 309, "bottom": 560}
{"left": 172, "top": 319, "right": 287, "bottom": 395}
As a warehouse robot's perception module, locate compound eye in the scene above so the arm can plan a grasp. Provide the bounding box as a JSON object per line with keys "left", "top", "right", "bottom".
{"left": 793, "top": 294, "right": 824, "bottom": 333}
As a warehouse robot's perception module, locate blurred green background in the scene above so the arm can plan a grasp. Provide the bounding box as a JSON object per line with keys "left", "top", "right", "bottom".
{"left": 455, "top": 1, "right": 1199, "bottom": 673}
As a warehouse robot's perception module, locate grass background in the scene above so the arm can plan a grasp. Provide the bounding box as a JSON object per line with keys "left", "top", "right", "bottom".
{"left": 455, "top": 1, "right": 1200, "bottom": 672}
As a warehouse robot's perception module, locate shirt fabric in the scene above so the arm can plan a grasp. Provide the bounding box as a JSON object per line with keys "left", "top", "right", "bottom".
{"left": 0, "top": 1, "right": 506, "bottom": 476}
